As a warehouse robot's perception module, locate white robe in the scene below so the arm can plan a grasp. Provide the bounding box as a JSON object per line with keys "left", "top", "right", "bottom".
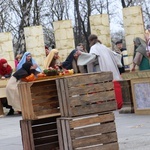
{"left": 6, "top": 76, "right": 21, "bottom": 111}
{"left": 78, "top": 42, "right": 122, "bottom": 80}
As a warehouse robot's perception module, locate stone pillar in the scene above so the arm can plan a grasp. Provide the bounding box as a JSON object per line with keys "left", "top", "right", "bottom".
{"left": 89, "top": 14, "right": 111, "bottom": 47}
{"left": 24, "top": 26, "right": 45, "bottom": 70}
{"left": 123, "top": 6, "right": 145, "bottom": 67}
{"left": 0, "top": 32, "right": 15, "bottom": 70}
{"left": 53, "top": 20, "right": 75, "bottom": 61}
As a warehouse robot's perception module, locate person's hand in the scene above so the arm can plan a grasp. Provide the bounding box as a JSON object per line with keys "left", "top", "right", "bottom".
{"left": 131, "top": 67, "right": 135, "bottom": 72}
{"left": 1, "top": 76, "right": 5, "bottom": 79}
{"left": 31, "top": 64, "right": 38, "bottom": 69}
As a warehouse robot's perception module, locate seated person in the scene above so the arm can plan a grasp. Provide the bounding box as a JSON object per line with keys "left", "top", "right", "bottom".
{"left": 44, "top": 49, "right": 60, "bottom": 69}
{"left": 0, "top": 58, "right": 12, "bottom": 79}
{"left": 17, "top": 51, "right": 41, "bottom": 73}
{"left": 6, "top": 62, "right": 38, "bottom": 114}
{"left": 62, "top": 49, "right": 87, "bottom": 73}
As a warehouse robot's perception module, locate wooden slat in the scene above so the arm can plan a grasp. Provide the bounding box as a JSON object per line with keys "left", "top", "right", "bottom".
{"left": 72, "top": 132, "right": 118, "bottom": 148}
{"left": 79, "top": 142, "right": 119, "bottom": 150}
{"left": 33, "top": 129, "right": 58, "bottom": 138}
{"left": 34, "top": 109, "right": 60, "bottom": 117}
{"left": 70, "top": 113, "right": 114, "bottom": 128}
{"left": 34, "top": 135, "right": 58, "bottom": 145}
{"left": 35, "top": 142, "right": 59, "bottom": 150}
{"left": 59, "top": 79, "right": 69, "bottom": 116}
{"left": 65, "top": 72, "right": 113, "bottom": 87}
{"left": 56, "top": 79, "right": 65, "bottom": 116}
{"left": 33, "top": 101, "right": 59, "bottom": 112}
{"left": 57, "top": 118, "right": 65, "bottom": 150}
{"left": 20, "top": 120, "right": 34, "bottom": 150}
{"left": 68, "top": 82, "right": 114, "bottom": 96}
{"left": 0, "top": 99, "right": 4, "bottom": 115}
{"left": 70, "top": 101, "right": 117, "bottom": 116}
{"left": 70, "top": 122, "right": 116, "bottom": 138}
{"left": 69, "top": 90, "right": 115, "bottom": 107}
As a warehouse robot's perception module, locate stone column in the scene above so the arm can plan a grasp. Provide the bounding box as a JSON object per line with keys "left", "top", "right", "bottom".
{"left": 53, "top": 20, "right": 75, "bottom": 61}
{"left": 24, "top": 26, "right": 46, "bottom": 70}
{"left": 123, "top": 6, "right": 145, "bottom": 67}
{"left": 89, "top": 14, "right": 111, "bottom": 47}
{"left": 0, "top": 32, "right": 15, "bottom": 71}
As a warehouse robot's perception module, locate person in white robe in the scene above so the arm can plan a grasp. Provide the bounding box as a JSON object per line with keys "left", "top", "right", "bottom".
{"left": 77, "top": 34, "right": 122, "bottom": 80}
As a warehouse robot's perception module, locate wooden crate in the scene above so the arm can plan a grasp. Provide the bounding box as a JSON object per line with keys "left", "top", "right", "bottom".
{"left": 56, "top": 72, "right": 117, "bottom": 117}
{"left": 20, "top": 115, "right": 60, "bottom": 150}
{"left": 118, "top": 80, "right": 133, "bottom": 106}
{"left": 18, "top": 78, "right": 60, "bottom": 120}
{"left": 57, "top": 112, "right": 119, "bottom": 150}
{"left": 121, "top": 70, "right": 150, "bottom": 80}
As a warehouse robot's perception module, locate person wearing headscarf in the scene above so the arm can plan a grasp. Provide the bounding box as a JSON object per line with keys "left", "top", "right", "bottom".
{"left": 17, "top": 52, "right": 41, "bottom": 72}
{"left": 62, "top": 49, "right": 87, "bottom": 73}
{"left": 0, "top": 58, "right": 12, "bottom": 79}
{"left": 6, "top": 62, "right": 37, "bottom": 114}
{"left": 131, "top": 37, "right": 150, "bottom": 71}
{"left": 43, "top": 49, "right": 60, "bottom": 69}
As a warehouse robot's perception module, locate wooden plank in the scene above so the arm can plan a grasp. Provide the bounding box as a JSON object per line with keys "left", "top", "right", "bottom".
{"left": 70, "top": 113, "right": 114, "bottom": 128}
{"left": 65, "top": 72, "right": 113, "bottom": 87}
{"left": 35, "top": 142, "right": 59, "bottom": 150}
{"left": 0, "top": 99, "right": 4, "bottom": 116}
{"left": 79, "top": 142, "right": 119, "bottom": 150}
{"left": 69, "top": 90, "right": 115, "bottom": 107}
{"left": 33, "top": 101, "right": 59, "bottom": 112}
{"left": 68, "top": 82, "right": 114, "bottom": 96}
{"left": 56, "top": 79, "right": 65, "bottom": 116}
{"left": 20, "top": 120, "right": 34, "bottom": 150}
{"left": 34, "top": 109, "right": 60, "bottom": 117}
{"left": 70, "top": 101, "right": 116, "bottom": 116}
{"left": 61, "top": 119, "right": 69, "bottom": 150}
{"left": 70, "top": 122, "right": 116, "bottom": 138}
{"left": 72, "top": 132, "right": 118, "bottom": 148}
{"left": 57, "top": 118, "right": 64, "bottom": 150}
{"left": 60, "top": 79, "right": 69, "bottom": 116}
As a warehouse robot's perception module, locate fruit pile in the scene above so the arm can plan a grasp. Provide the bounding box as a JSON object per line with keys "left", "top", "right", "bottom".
{"left": 59, "top": 69, "right": 74, "bottom": 76}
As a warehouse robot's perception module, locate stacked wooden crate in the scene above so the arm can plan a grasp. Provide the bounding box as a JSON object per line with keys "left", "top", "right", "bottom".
{"left": 56, "top": 72, "right": 119, "bottom": 150}
{"left": 18, "top": 77, "right": 61, "bottom": 150}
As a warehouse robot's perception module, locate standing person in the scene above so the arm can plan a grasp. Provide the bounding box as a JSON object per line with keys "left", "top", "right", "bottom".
{"left": 114, "top": 40, "right": 125, "bottom": 74}
{"left": 43, "top": 49, "right": 60, "bottom": 69}
{"left": 15, "top": 54, "right": 22, "bottom": 69}
{"left": 17, "top": 52, "right": 41, "bottom": 73}
{"left": 77, "top": 34, "right": 121, "bottom": 80}
{"left": 131, "top": 37, "right": 150, "bottom": 71}
{"left": 62, "top": 48, "right": 87, "bottom": 73}
{"left": 0, "top": 58, "right": 12, "bottom": 79}
{"left": 45, "top": 46, "right": 50, "bottom": 57}
{"left": 6, "top": 62, "right": 38, "bottom": 113}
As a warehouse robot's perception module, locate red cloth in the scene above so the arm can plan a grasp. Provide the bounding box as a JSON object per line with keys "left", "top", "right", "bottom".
{"left": 113, "top": 81, "right": 123, "bottom": 109}
{"left": 0, "top": 59, "right": 12, "bottom": 76}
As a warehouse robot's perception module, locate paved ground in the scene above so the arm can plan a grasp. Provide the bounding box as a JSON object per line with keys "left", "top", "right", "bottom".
{"left": 0, "top": 110, "right": 150, "bottom": 150}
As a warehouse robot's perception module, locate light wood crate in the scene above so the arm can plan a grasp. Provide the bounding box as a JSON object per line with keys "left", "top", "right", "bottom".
{"left": 57, "top": 112, "right": 119, "bottom": 150}
{"left": 56, "top": 72, "right": 117, "bottom": 117}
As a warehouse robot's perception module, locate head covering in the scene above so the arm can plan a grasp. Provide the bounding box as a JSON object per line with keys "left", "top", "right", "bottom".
{"left": 115, "top": 40, "right": 122, "bottom": 45}
{"left": 133, "top": 37, "right": 147, "bottom": 58}
{"left": 0, "top": 59, "right": 12, "bottom": 76}
{"left": 13, "top": 62, "right": 33, "bottom": 80}
{"left": 17, "top": 52, "right": 41, "bottom": 72}
{"left": 62, "top": 50, "right": 77, "bottom": 69}
{"left": 43, "top": 49, "right": 59, "bottom": 69}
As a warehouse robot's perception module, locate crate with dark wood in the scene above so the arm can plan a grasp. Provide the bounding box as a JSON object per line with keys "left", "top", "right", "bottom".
{"left": 57, "top": 112, "right": 119, "bottom": 150}
{"left": 118, "top": 80, "right": 133, "bottom": 106}
{"left": 20, "top": 115, "right": 60, "bottom": 150}
{"left": 56, "top": 72, "right": 117, "bottom": 117}
{"left": 18, "top": 78, "right": 60, "bottom": 120}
